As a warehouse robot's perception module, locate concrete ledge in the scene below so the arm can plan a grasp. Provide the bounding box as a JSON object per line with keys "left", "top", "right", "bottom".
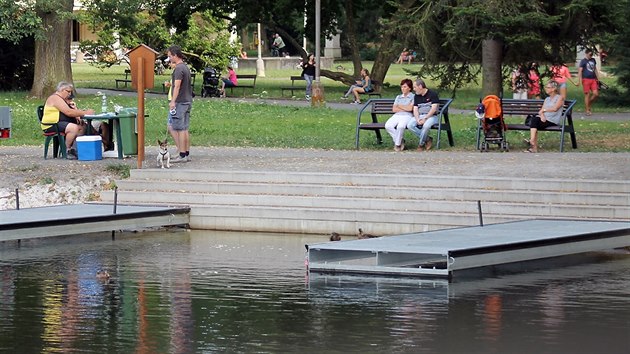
{"left": 236, "top": 57, "right": 334, "bottom": 71}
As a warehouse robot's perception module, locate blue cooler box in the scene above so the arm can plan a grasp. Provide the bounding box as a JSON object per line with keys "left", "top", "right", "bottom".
{"left": 77, "top": 136, "right": 103, "bottom": 160}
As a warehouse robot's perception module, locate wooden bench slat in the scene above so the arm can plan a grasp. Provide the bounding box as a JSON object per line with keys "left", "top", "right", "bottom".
{"left": 281, "top": 76, "right": 307, "bottom": 96}
{"left": 355, "top": 98, "right": 454, "bottom": 149}
{"left": 227, "top": 74, "right": 257, "bottom": 95}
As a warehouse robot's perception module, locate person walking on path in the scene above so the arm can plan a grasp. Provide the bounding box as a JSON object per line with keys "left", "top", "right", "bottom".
{"left": 301, "top": 54, "right": 316, "bottom": 100}
{"left": 578, "top": 49, "right": 600, "bottom": 116}
{"left": 550, "top": 62, "right": 578, "bottom": 100}
{"left": 167, "top": 45, "right": 193, "bottom": 163}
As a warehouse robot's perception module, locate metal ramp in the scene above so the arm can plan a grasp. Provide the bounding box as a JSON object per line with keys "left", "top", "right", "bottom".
{"left": 306, "top": 220, "right": 630, "bottom": 279}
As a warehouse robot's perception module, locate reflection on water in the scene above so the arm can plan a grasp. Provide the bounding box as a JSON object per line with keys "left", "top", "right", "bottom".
{"left": 1, "top": 230, "right": 629, "bottom": 353}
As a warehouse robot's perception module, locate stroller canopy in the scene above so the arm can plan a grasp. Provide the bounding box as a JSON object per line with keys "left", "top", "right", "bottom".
{"left": 482, "top": 95, "right": 502, "bottom": 119}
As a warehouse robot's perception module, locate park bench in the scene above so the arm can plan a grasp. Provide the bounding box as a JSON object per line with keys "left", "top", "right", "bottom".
{"left": 115, "top": 69, "right": 132, "bottom": 89}
{"left": 364, "top": 80, "right": 382, "bottom": 99}
{"left": 281, "top": 75, "right": 306, "bottom": 97}
{"left": 475, "top": 98, "right": 577, "bottom": 152}
{"left": 228, "top": 74, "right": 257, "bottom": 95}
{"left": 355, "top": 98, "right": 454, "bottom": 149}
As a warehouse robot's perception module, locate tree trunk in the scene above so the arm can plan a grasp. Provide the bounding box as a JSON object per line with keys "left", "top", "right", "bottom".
{"left": 370, "top": 33, "right": 399, "bottom": 89}
{"left": 481, "top": 38, "right": 503, "bottom": 97}
{"left": 320, "top": 69, "right": 356, "bottom": 85}
{"left": 30, "top": 0, "right": 73, "bottom": 98}
{"left": 344, "top": 0, "right": 361, "bottom": 77}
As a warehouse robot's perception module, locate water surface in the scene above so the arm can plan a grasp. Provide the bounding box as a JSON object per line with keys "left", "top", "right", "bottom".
{"left": 1, "top": 230, "right": 629, "bottom": 353}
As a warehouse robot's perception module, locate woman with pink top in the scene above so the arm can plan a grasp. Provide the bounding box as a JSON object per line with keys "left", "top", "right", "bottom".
{"left": 528, "top": 62, "right": 541, "bottom": 99}
{"left": 549, "top": 62, "right": 578, "bottom": 99}
{"left": 220, "top": 66, "right": 238, "bottom": 98}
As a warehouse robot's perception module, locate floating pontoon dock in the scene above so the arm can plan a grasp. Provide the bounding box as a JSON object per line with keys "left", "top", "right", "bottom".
{"left": 307, "top": 220, "right": 630, "bottom": 279}
{"left": 0, "top": 204, "right": 190, "bottom": 242}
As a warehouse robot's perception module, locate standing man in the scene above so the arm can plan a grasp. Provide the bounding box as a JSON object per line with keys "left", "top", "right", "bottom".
{"left": 578, "top": 49, "right": 599, "bottom": 116}
{"left": 407, "top": 79, "right": 440, "bottom": 151}
{"left": 167, "top": 45, "right": 193, "bottom": 162}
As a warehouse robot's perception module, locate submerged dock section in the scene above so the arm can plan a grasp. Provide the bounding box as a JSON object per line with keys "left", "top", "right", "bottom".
{"left": 307, "top": 220, "right": 630, "bottom": 279}
{"left": 0, "top": 204, "right": 190, "bottom": 242}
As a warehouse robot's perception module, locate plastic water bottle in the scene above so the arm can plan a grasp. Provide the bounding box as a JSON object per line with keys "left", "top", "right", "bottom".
{"left": 101, "top": 95, "right": 107, "bottom": 113}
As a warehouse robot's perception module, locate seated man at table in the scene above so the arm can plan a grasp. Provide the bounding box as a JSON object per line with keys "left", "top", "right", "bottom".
{"left": 41, "top": 82, "right": 95, "bottom": 159}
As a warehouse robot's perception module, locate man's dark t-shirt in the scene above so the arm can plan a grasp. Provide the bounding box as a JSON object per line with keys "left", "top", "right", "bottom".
{"left": 579, "top": 58, "right": 597, "bottom": 79}
{"left": 414, "top": 89, "right": 439, "bottom": 116}
{"left": 172, "top": 62, "right": 193, "bottom": 102}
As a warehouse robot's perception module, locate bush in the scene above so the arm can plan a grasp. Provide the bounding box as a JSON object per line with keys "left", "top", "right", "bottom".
{"left": 359, "top": 47, "right": 377, "bottom": 61}
{"left": 0, "top": 37, "right": 34, "bottom": 91}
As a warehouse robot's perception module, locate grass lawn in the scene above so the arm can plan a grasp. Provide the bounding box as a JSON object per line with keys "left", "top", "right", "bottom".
{"left": 1, "top": 62, "right": 628, "bottom": 152}
{"left": 70, "top": 61, "right": 626, "bottom": 113}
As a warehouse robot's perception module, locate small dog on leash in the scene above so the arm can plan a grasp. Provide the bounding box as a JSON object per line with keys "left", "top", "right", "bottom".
{"left": 157, "top": 139, "right": 171, "bottom": 168}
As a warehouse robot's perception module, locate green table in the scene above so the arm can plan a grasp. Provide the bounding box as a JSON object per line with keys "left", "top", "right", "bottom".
{"left": 84, "top": 112, "right": 137, "bottom": 159}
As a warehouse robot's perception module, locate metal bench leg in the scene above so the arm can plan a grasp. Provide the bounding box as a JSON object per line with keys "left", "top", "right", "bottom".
{"left": 570, "top": 132, "right": 577, "bottom": 149}
{"left": 435, "top": 126, "right": 441, "bottom": 149}
{"left": 375, "top": 129, "right": 383, "bottom": 144}
{"left": 447, "top": 128, "right": 454, "bottom": 147}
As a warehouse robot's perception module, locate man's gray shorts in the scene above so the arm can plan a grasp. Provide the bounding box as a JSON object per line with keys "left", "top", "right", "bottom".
{"left": 171, "top": 102, "right": 191, "bottom": 131}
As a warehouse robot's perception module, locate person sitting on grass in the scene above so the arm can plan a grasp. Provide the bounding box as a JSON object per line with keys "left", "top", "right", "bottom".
{"left": 219, "top": 66, "right": 238, "bottom": 98}
{"left": 41, "top": 82, "right": 95, "bottom": 159}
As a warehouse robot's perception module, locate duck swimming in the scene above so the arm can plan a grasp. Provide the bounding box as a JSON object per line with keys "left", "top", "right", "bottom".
{"left": 358, "top": 228, "right": 378, "bottom": 239}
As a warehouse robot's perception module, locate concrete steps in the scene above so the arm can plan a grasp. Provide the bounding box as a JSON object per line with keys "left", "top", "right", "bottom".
{"left": 101, "top": 169, "right": 630, "bottom": 235}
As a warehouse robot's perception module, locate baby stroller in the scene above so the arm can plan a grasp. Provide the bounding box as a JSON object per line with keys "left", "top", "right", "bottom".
{"left": 476, "top": 94, "right": 509, "bottom": 152}
{"left": 201, "top": 66, "right": 221, "bottom": 98}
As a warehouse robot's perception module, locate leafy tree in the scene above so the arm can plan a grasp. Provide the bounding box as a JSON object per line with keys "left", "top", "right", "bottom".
{"left": 0, "top": 1, "right": 41, "bottom": 43}
{"left": 79, "top": 0, "right": 171, "bottom": 67}
{"left": 81, "top": 0, "right": 239, "bottom": 72}
{"left": 0, "top": 0, "right": 73, "bottom": 97}
{"left": 172, "top": 11, "right": 240, "bottom": 72}
{"left": 0, "top": 38, "right": 36, "bottom": 91}
{"left": 393, "top": 0, "right": 628, "bottom": 97}
{"left": 32, "top": 0, "right": 74, "bottom": 98}
{"left": 163, "top": 0, "right": 414, "bottom": 87}
{"left": 599, "top": 0, "right": 630, "bottom": 105}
